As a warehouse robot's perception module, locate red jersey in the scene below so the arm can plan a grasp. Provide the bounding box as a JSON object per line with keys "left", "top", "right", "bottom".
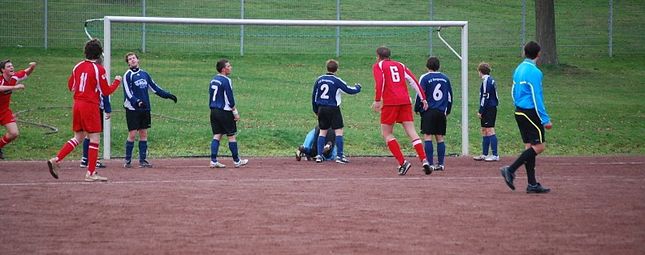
{"left": 372, "top": 59, "right": 426, "bottom": 106}
{"left": 0, "top": 70, "right": 28, "bottom": 112}
{"left": 68, "top": 60, "right": 120, "bottom": 105}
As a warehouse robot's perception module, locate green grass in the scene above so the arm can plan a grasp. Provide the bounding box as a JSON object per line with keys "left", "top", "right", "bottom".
{"left": 1, "top": 0, "right": 644, "bottom": 160}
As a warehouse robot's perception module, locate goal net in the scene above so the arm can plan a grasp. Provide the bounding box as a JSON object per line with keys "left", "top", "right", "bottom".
{"left": 94, "top": 16, "right": 469, "bottom": 159}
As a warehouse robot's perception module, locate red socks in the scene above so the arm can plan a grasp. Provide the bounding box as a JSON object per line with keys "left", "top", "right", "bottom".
{"left": 387, "top": 139, "right": 405, "bottom": 165}
{"left": 412, "top": 138, "right": 426, "bottom": 162}
{"left": 56, "top": 138, "right": 79, "bottom": 162}
{"left": 87, "top": 142, "right": 99, "bottom": 174}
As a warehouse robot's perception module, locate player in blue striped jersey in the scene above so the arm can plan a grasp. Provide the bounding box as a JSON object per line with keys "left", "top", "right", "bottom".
{"left": 122, "top": 52, "right": 177, "bottom": 168}
{"left": 500, "top": 41, "right": 551, "bottom": 194}
{"left": 311, "top": 59, "right": 361, "bottom": 164}
{"left": 473, "top": 62, "right": 500, "bottom": 162}
{"left": 208, "top": 59, "right": 248, "bottom": 168}
{"left": 415, "top": 57, "right": 453, "bottom": 173}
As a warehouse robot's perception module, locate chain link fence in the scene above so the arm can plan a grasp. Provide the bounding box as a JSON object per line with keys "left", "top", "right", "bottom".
{"left": 1, "top": 0, "right": 643, "bottom": 57}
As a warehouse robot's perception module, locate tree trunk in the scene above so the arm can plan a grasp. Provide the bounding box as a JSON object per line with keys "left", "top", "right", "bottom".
{"left": 535, "top": 0, "right": 558, "bottom": 65}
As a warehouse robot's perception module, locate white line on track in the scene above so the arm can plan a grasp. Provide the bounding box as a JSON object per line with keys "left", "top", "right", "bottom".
{"left": 0, "top": 175, "right": 641, "bottom": 187}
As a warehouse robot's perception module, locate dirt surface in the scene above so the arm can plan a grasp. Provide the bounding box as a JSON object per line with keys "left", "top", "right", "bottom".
{"left": 1, "top": 156, "right": 644, "bottom": 254}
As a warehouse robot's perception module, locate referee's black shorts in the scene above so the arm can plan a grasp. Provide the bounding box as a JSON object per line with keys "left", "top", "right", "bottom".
{"left": 480, "top": 107, "right": 497, "bottom": 128}
{"left": 420, "top": 109, "right": 447, "bottom": 135}
{"left": 126, "top": 110, "right": 151, "bottom": 131}
{"left": 514, "top": 107, "right": 546, "bottom": 145}
{"left": 210, "top": 108, "right": 237, "bottom": 136}
{"left": 317, "top": 106, "right": 344, "bottom": 130}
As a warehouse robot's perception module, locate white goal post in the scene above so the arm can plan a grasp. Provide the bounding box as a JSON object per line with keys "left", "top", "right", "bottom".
{"left": 101, "top": 16, "right": 469, "bottom": 159}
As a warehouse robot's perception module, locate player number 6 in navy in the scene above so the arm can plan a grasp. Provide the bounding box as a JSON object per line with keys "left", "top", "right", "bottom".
{"left": 319, "top": 84, "right": 330, "bottom": 99}
{"left": 433, "top": 84, "right": 443, "bottom": 101}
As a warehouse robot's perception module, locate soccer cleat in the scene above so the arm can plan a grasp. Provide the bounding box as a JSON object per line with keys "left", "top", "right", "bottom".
{"left": 335, "top": 155, "right": 349, "bottom": 164}
{"left": 484, "top": 155, "right": 500, "bottom": 162}
{"left": 209, "top": 161, "right": 226, "bottom": 168}
{"left": 500, "top": 166, "right": 516, "bottom": 191}
{"left": 526, "top": 183, "right": 551, "bottom": 194}
{"left": 322, "top": 142, "right": 332, "bottom": 154}
{"left": 314, "top": 155, "right": 324, "bottom": 163}
{"left": 47, "top": 157, "right": 60, "bottom": 179}
{"left": 81, "top": 160, "right": 106, "bottom": 168}
{"left": 398, "top": 160, "right": 412, "bottom": 176}
{"left": 234, "top": 159, "right": 249, "bottom": 168}
{"left": 473, "top": 155, "right": 487, "bottom": 161}
{"left": 422, "top": 159, "right": 432, "bottom": 175}
{"left": 139, "top": 160, "right": 153, "bottom": 168}
{"left": 434, "top": 164, "right": 445, "bottom": 171}
{"left": 84, "top": 171, "right": 108, "bottom": 182}
{"left": 123, "top": 160, "right": 132, "bottom": 168}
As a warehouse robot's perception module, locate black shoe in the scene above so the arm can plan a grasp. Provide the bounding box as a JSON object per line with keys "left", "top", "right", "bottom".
{"left": 500, "top": 166, "right": 515, "bottom": 190}
{"left": 526, "top": 183, "right": 551, "bottom": 194}
{"left": 139, "top": 160, "right": 153, "bottom": 168}
{"left": 398, "top": 160, "right": 411, "bottom": 176}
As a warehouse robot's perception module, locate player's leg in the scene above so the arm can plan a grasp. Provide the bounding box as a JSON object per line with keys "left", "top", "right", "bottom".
{"left": 124, "top": 110, "right": 138, "bottom": 168}
{"left": 138, "top": 129, "right": 151, "bottom": 167}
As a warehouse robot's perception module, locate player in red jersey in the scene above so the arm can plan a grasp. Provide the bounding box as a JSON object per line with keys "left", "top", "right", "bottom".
{"left": 371, "top": 46, "right": 430, "bottom": 176}
{"left": 0, "top": 60, "right": 37, "bottom": 159}
{"left": 47, "top": 39, "right": 122, "bottom": 182}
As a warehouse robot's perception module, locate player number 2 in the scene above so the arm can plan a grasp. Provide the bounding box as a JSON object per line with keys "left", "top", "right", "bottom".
{"left": 433, "top": 84, "right": 443, "bottom": 101}
{"left": 389, "top": 66, "right": 400, "bottom": 82}
{"left": 319, "top": 84, "right": 330, "bottom": 99}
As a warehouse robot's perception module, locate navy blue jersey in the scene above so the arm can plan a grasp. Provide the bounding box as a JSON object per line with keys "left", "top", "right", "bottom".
{"left": 123, "top": 68, "right": 172, "bottom": 112}
{"left": 209, "top": 74, "right": 236, "bottom": 111}
{"left": 415, "top": 72, "right": 453, "bottom": 115}
{"left": 478, "top": 74, "right": 499, "bottom": 114}
{"left": 311, "top": 73, "right": 361, "bottom": 113}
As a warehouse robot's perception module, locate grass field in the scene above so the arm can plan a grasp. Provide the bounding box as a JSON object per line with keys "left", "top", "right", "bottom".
{"left": 1, "top": 1, "right": 644, "bottom": 160}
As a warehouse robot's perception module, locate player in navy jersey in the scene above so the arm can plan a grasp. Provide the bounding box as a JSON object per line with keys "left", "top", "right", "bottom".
{"left": 209, "top": 59, "right": 248, "bottom": 168}
{"left": 500, "top": 41, "right": 551, "bottom": 194}
{"left": 415, "top": 57, "right": 452, "bottom": 173}
{"left": 311, "top": 59, "right": 361, "bottom": 164}
{"left": 122, "top": 52, "right": 177, "bottom": 168}
{"left": 473, "top": 62, "right": 500, "bottom": 162}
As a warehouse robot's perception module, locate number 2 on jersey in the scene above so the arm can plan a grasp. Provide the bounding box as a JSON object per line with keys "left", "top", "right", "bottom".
{"left": 319, "top": 84, "right": 330, "bottom": 99}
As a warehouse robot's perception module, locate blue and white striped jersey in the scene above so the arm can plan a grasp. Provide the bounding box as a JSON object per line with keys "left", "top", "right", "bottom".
{"left": 122, "top": 68, "right": 172, "bottom": 111}
{"left": 311, "top": 73, "right": 361, "bottom": 113}
{"left": 209, "top": 74, "right": 235, "bottom": 111}
{"left": 478, "top": 74, "right": 499, "bottom": 114}
{"left": 415, "top": 72, "right": 453, "bottom": 115}
{"left": 512, "top": 59, "right": 550, "bottom": 124}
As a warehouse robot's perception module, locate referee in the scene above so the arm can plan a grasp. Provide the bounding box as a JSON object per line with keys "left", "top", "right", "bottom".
{"left": 500, "top": 41, "right": 552, "bottom": 194}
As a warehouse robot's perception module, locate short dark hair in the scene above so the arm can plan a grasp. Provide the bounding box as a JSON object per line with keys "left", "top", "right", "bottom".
{"left": 0, "top": 59, "right": 11, "bottom": 70}
{"left": 524, "top": 41, "right": 541, "bottom": 59}
{"left": 426, "top": 56, "right": 440, "bottom": 71}
{"left": 376, "top": 46, "right": 391, "bottom": 59}
{"left": 478, "top": 62, "right": 491, "bottom": 75}
{"left": 216, "top": 59, "right": 229, "bottom": 73}
{"left": 326, "top": 59, "right": 338, "bottom": 73}
{"left": 124, "top": 52, "right": 138, "bottom": 63}
{"left": 84, "top": 39, "right": 103, "bottom": 60}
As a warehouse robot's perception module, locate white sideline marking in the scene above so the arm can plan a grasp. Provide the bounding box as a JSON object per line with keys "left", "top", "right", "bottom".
{"left": 0, "top": 175, "right": 641, "bottom": 187}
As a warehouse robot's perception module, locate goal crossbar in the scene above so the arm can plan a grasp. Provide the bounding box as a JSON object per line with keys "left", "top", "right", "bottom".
{"left": 101, "top": 16, "right": 469, "bottom": 159}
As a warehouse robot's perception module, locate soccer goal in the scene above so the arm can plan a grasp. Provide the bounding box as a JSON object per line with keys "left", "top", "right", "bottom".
{"left": 98, "top": 16, "right": 469, "bottom": 159}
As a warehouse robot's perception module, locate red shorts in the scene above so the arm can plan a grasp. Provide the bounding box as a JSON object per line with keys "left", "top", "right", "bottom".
{"left": 72, "top": 101, "right": 102, "bottom": 133}
{"left": 0, "top": 109, "right": 16, "bottom": 126}
{"left": 380, "top": 104, "right": 414, "bottom": 125}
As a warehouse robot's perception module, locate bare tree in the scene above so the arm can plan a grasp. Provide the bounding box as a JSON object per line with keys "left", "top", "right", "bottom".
{"left": 535, "top": 0, "right": 558, "bottom": 65}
